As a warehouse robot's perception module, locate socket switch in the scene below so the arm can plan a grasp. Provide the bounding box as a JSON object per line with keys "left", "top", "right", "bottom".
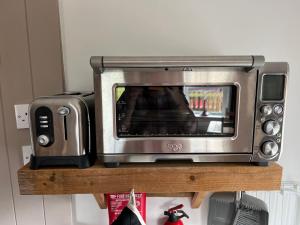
{"left": 22, "top": 145, "right": 33, "bottom": 165}
{"left": 14, "top": 104, "right": 29, "bottom": 129}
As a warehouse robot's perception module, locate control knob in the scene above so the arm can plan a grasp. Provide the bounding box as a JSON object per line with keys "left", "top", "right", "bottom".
{"left": 261, "top": 141, "right": 279, "bottom": 157}
{"left": 274, "top": 105, "right": 283, "bottom": 115}
{"left": 263, "top": 120, "right": 280, "bottom": 135}
{"left": 37, "top": 135, "right": 50, "bottom": 146}
{"left": 260, "top": 105, "right": 272, "bottom": 116}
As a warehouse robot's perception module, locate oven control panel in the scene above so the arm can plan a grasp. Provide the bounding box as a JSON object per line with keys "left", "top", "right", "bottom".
{"left": 252, "top": 62, "right": 288, "bottom": 164}
{"left": 260, "top": 104, "right": 284, "bottom": 158}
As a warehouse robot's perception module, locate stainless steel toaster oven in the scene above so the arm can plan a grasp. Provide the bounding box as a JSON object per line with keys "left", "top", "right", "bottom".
{"left": 90, "top": 56, "right": 288, "bottom": 167}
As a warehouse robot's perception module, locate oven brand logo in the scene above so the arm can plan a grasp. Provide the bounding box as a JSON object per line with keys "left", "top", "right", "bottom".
{"left": 167, "top": 143, "right": 183, "bottom": 152}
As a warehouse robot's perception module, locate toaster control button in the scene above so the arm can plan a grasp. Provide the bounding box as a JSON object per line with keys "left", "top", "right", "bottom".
{"left": 39, "top": 116, "right": 48, "bottom": 119}
{"left": 260, "top": 105, "right": 272, "bottom": 116}
{"left": 261, "top": 141, "right": 279, "bottom": 157}
{"left": 57, "top": 106, "right": 70, "bottom": 116}
{"left": 263, "top": 120, "right": 280, "bottom": 136}
{"left": 37, "top": 135, "right": 50, "bottom": 146}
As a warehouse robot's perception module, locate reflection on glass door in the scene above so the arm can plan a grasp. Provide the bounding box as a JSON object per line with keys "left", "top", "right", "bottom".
{"left": 115, "top": 86, "right": 237, "bottom": 138}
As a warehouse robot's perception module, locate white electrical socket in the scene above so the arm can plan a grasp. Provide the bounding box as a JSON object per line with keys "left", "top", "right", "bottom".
{"left": 14, "top": 104, "right": 29, "bottom": 129}
{"left": 22, "top": 145, "right": 33, "bottom": 165}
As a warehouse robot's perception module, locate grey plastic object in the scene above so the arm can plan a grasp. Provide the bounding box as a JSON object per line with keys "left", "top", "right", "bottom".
{"left": 233, "top": 194, "right": 268, "bottom": 225}
{"left": 207, "top": 192, "right": 237, "bottom": 225}
{"left": 246, "top": 182, "right": 300, "bottom": 225}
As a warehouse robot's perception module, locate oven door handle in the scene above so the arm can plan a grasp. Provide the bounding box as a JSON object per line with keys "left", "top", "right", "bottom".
{"left": 90, "top": 56, "right": 265, "bottom": 72}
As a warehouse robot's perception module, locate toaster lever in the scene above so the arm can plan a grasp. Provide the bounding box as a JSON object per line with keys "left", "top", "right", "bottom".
{"left": 57, "top": 106, "right": 70, "bottom": 140}
{"left": 57, "top": 106, "right": 70, "bottom": 116}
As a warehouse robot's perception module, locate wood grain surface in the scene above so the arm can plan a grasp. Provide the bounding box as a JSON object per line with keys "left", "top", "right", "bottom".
{"left": 93, "top": 193, "right": 107, "bottom": 209}
{"left": 191, "top": 192, "right": 208, "bottom": 208}
{"left": 18, "top": 162, "right": 282, "bottom": 195}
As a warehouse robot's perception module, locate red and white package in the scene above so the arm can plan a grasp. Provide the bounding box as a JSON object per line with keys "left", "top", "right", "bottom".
{"left": 107, "top": 191, "right": 146, "bottom": 224}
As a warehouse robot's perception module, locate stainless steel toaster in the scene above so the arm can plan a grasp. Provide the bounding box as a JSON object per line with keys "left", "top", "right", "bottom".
{"left": 29, "top": 92, "right": 95, "bottom": 169}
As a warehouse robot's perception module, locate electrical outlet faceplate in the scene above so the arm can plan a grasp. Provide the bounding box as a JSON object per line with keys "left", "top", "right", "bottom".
{"left": 14, "top": 104, "right": 29, "bottom": 129}
{"left": 22, "top": 145, "right": 33, "bottom": 165}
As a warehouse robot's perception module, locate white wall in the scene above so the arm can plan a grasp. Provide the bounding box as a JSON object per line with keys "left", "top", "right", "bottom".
{"left": 58, "top": 0, "right": 300, "bottom": 224}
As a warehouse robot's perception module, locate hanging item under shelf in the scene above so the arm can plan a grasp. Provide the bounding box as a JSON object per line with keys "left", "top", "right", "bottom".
{"left": 233, "top": 194, "right": 268, "bottom": 225}
{"left": 107, "top": 190, "right": 146, "bottom": 225}
{"left": 163, "top": 204, "right": 189, "bottom": 225}
{"left": 247, "top": 182, "right": 300, "bottom": 225}
{"left": 208, "top": 192, "right": 268, "bottom": 225}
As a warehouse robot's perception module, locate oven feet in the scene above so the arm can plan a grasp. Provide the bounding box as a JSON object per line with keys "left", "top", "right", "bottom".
{"left": 252, "top": 161, "right": 269, "bottom": 166}
{"left": 104, "top": 162, "right": 120, "bottom": 168}
{"left": 103, "top": 161, "right": 270, "bottom": 167}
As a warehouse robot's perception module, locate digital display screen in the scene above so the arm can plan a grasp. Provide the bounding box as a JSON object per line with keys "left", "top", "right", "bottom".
{"left": 262, "top": 75, "right": 285, "bottom": 101}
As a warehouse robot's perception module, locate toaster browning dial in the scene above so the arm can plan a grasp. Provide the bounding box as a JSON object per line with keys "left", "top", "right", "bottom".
{"left": 37, "top": 135, "right": 50, "bottom": 146}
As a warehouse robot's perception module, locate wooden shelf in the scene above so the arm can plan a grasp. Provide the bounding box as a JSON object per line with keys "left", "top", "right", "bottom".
{"left": 17, "top": 162, "right": 282, "bottom": 208}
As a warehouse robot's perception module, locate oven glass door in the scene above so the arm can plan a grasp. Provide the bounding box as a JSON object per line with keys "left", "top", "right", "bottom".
{"left": 115, "top": 85, "right": 237, "bottom": 138}
{"left": 100, "top": 68, "right": 257, "bottom": 154}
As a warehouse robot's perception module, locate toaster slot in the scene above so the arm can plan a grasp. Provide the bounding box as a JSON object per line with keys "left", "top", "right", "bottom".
{"left": 57, "top": 106, "right": 70, "bottom": 140}
{"left": 63, "top": 115, "right": 68, "bottom": 140}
